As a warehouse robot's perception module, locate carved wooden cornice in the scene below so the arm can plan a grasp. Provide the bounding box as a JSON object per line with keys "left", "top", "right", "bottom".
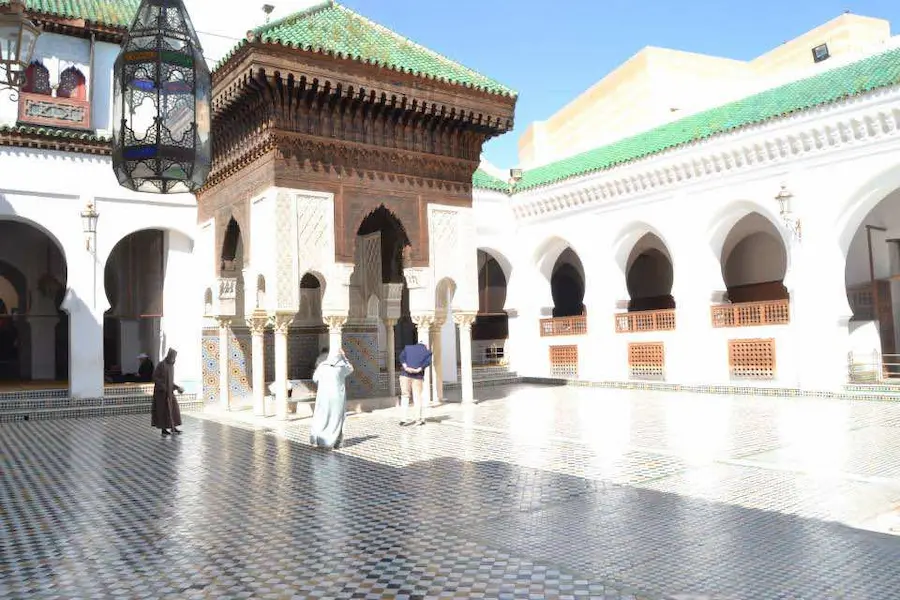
{"left": 510, "top": 89, "right": 900, "bottom": 221}
{"left": 26, "top": 14, "right": 126, "bottom": 43}
{"left": 212, "top": 46, "right": 515, "bottom": 139}
{"left": 274, "top": 131, "right": 477, "bottom": 187}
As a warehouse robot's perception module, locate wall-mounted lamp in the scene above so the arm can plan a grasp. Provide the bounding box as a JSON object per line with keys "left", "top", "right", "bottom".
{"left": 775, "top": 184, "right": 801, "bottom": 242}
{"left": 508, "top": 168, "right": 523, "bottom": 193}
{"left": 81, "top": 202, "right": 99, "bottom": 252}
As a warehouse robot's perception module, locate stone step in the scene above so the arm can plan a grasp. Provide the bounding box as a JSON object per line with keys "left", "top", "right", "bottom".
{"left": 0, "top": 395, "right": 202, "bottom": 423}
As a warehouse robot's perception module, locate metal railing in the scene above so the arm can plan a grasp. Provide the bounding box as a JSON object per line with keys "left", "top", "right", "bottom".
{"left": 615, "top": 309, "right": 676, "bottom": 333}
{"left": 848, "top": 351, "right": 900, "bottom": 383}
{"left": 711, "top": 299, "right": 790, "bottom": 328}
{"left": 540, "top": 315, "right": 587, "bottom": 337}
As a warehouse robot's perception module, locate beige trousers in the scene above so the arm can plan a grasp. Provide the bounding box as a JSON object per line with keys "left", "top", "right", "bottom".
{"left": 399, "top": 375, "right": 426, "bottom": 422}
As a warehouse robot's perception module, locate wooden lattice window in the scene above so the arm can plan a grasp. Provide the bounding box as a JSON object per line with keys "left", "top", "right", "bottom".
{"left": 549, "top": 345, "right": 578, "bottom": 378}
{"left": 22, "top": 62, "right": 51, "bottom": 95}
{"left": 628, "top": 342, "right": 665, "bottom": 379}
{"left": 728, "top": 338, "right": 776, "bottom": 380}
{"left": 58, "top": 67, "right": 87, "bottom": 100}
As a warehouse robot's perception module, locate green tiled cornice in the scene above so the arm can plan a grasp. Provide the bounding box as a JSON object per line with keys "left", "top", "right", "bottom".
{"left": 217, "top": 0, "right": 515, "bottom": 98}
{"left": 472, "top": 169, "right": 509, "bottom": 192}
{"left": 514, "top": 46, "right": 900, "bottom": 192}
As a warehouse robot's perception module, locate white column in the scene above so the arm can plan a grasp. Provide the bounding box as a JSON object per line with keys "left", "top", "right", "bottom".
{"left": 247, "top": 311, "right": 268, "bottom": 416}
{"left": 455, "top": 312, "right": 476, "bottom": 404}
{"left": 324, "top": 315, "right": 346, "bottom": 354}
{"left": 788, "top": 239, "right": 853, "bottom": 390}
{"left": 431, "top": 318, "right": 444, "bottom": 404}
{"left": 412, "top": 314, "right": 434, "bottom": 406}
{"left": 385, "top": 318, "right": 397, "bottom": 397}
{"left": 669, "top": 249, "right": 728, "bottom": 385}
{"left": 67, "top": 302, "right": 105, "bottom": 398}
{"left": 216, "top": 317, "right": 232, "bottom": 410}
{"left": 62, "top": 236, "right": 107, "bottom": 399}
{"left": 273, "top": 313, "right": 293, "bottom": 420}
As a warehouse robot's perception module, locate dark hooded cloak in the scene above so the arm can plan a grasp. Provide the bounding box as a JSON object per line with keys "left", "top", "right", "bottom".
{"left": 151, "top": 349, "right": 182, "bottom": 429}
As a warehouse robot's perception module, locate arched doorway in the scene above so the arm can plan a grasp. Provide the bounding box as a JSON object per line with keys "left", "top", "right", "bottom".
{"left": 550, "top": 248, "right": 585, "bottom": 318}
{"left": 626, "top": 233, "right": 675, "bottom": 311}
{"left": 0, "top": 220, "right": 68, "bottom": 387}
{"left": 220, "top": 217, "right": 245, "bottom": 319}
{"left": 844, "top": 186, "right": 900, "bottom": 376}
{"left": 292, "top": 272, "right": 327, "bottom": 379}
{"left": 354, "top": 205, "right": 413, "bottom": 353}
{"left": 475, "top": 249, "right": 508, "bottom": 365}
{"left": 103, "top": 229, "right": 166, "bottom": 383}
{"left": 720, "top": 213, "right": 788, "bottom": 303}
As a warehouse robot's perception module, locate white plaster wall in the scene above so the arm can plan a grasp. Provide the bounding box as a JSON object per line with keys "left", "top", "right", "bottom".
{"left": 0, "top": 146, "right": 196, "bottom": 397}
{"left": 250, "top": 191, "right": 276, "bottom": 313}
{"left": 162, "top": 231, "right": 202, "bottom": 392}
{"left": 474, "top": 86, "right": 900, "bottom": 391}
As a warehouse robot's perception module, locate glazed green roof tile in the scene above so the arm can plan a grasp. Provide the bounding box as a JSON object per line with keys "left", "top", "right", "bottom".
{"left": 515, "top": 45, "right": 900, "bottom": 192}
{"left": 218, "top": 0, "right": 515, "bottom": 97}
{"left": 0, "top": 124, "right": 110, "bottom": 142}
{"left": 472, "top": 168, "right": 508, "bottom": 192}
{"left": 10, "top": 0, "right": 138, "bottom": 28}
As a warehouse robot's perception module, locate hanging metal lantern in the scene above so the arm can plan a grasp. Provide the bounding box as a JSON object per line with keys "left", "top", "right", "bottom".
{"left": 112, "top": 0, "right": 211, "bottom": 194}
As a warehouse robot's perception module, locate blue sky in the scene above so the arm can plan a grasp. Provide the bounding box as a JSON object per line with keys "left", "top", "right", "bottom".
{"left": 334, "top": 0, "right": 899, "bottom": 169}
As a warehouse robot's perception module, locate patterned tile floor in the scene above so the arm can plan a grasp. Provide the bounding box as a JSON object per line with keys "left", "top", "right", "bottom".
{"left": 5, "top": 385, "right": 900, "bottom": 599}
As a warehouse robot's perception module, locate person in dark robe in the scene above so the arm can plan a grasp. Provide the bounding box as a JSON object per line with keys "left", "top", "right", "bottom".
{"left": 137, "top": 353, "right": 154, "bottom": 382}
{"left": 152, "top": 348, "right": 184, "bottom": 436}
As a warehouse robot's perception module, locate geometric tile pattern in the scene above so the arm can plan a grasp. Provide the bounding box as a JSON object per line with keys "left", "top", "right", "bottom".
{"left": 342, "top": 328, "right": 378, "bottom": 398}
{"left": 7, "top": 384, "right": 900, "bottom": 599}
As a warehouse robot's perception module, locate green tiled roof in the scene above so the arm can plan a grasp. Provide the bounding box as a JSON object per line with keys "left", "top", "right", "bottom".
{"left": 220, "top": 0, "right": 515, "bottom": 97}
{"left": 515, "top": 45, "right": 900, "bottom": 192}
{"left": 10, "top": 0, "right": 138, "bottom": 28}
{"left": 0, "top": 124, "right": 110, "bottom": 143}
{"left": 472, "top": 168, "right": 508, "bottom": 192}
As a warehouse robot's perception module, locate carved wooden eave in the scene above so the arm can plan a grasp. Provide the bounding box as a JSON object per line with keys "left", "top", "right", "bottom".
{"left": 212, "top": 43, "right": 516, "bottom": 136}
{"left": 0, "top": 128, "right": 112, "bottom": 155}
{"left": 200, "top": 43, "right": 515, "bottom": 200}
{"left": 25, "top": 13, "right": 126, "bottom": 44}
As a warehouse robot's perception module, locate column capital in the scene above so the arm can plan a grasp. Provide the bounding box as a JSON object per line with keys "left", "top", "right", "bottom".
{"left": 453, "top": 312, "right": 477, "bottom": 329}
{"left": 324, "top": 314, "right": 348, "bottom": 332}
{"left": 411, "top": 313, "right": 434, "bottom": 329}
{"left": 272, "top": 313, "right": 294, "bottom": 334}
{"left": 215, "top": 316, "right": 232, "bottom": 329}
{"left": 383, "top": 317, "right": 398, "bottom": 327}
{"left": 246, "top": 310, "right": 269, "bottom": 334}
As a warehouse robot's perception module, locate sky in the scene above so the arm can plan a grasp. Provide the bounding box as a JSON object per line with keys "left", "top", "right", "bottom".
{"left": 184, "top": 0, "right": 900, "bottom": 170}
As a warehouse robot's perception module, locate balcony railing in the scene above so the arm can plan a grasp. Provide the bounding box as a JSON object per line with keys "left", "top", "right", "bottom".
{"left": 711, "top": 300, "right": 790, "bottom": 328}
{"left": 615, "top": 309, "right": 676, "bottom": 333}
{"left": 540, "top": 315, "right": 587, "bottom": 337}
{"left": 18, "top": 92, "right": 91, "bottom": 130}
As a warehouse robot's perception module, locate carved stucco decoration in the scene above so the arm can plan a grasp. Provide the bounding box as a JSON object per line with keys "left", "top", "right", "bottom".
{"left": 295, "top": 192, "right": 334, "bottom": 278}
{"left": 275, "top": 191, "right": 299, "bottom": 311}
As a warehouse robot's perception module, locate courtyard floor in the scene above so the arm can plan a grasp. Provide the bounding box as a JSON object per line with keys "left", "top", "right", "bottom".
{"left": 4, "top": 385, "right": 900, "bottom": 599}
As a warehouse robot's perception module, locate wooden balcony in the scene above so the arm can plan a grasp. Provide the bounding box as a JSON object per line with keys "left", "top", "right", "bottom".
{"left": 18, "top": 92, "right": 91, "bottom": 130}
{"left": 615, "top": 309, "right": 676, "bottom": 333}
{"left": 711, "top": 300, "right": 790, "bottom": 328}
{"left": 540, "top": 315, "right": 587, "bottom": 337}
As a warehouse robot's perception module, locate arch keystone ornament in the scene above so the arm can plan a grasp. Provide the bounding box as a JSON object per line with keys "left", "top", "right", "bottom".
{"left": 112, "top": 0, "right": 211, "bottom": 194}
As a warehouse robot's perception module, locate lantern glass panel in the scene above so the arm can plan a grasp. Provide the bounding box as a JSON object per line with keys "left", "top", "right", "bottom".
{"left": 112, "top": 0, "right": 211, "bottom": 194}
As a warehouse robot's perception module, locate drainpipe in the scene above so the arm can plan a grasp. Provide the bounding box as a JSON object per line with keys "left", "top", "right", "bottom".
{"left": 88, "top": 32, "right": 95, "bottom": 129}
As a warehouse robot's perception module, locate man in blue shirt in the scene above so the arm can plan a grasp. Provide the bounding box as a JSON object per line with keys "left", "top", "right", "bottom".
{"left": 398, "top": 342, "right": 432, "bottom": 426}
